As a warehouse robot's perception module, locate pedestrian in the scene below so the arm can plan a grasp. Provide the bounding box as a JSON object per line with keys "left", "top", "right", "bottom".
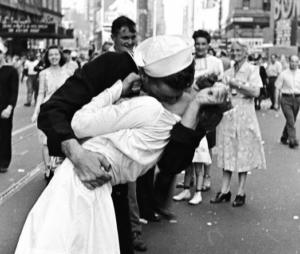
{"left": 176, "top": 29, "right": 224, "bottom": 196}
{"left": 107, "top": 15, "right": 149, "bottom": 252}
{"left": 211, "top": 41, "right": 266, "bottom": 207}
{"left": 62, "top": 49, "right": 79, "bottom": 76}
{"left": 173, "top": 136, "right": 211, "bottom": 204}
{"left": 31, "top": 45, "right": 69, "bottom": 181}
{"left": 101, "top": 41, "right": 113, "bottom": 54}
{"left": 274, "top": 55, "right": 300, "bottom": 149}
{"left": 254, "top": 54, "right": 268, "bottom": 110}
{"left": 23, "top": 52, "right": 39, "bottom": 106}
{"left": 266, "top": 54, "right": 282, "bottom": 109}
{"left": 0, "top": 42, "right": 19, "bottom": 173}
{"left": 15, "top": 35, "right": 229, "bottom": 254}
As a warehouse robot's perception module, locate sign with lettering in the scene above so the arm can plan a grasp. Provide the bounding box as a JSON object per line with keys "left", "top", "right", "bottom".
{"left": 274, "top": 0, "right": 299, "bottom": 46}
{"left": 0, "top": 22, "right": 55, "bottom": 36}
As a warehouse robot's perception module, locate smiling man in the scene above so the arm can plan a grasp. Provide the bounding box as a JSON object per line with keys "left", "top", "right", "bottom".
{"left": 110, "top": 16, "right": 137, "bottom": 54}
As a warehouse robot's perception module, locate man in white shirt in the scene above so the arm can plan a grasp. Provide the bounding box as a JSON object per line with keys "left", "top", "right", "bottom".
{"left": 267, "top": 54, "right": 282, "bottom": 109}
{"left": 23, "top": 53, "right": 39, "bottom": 106}
{"left": 62, "top": 49, "right": 79, "bottom": 76}
{"left": 275, "top": 55, "right": 300, "bottom": 148}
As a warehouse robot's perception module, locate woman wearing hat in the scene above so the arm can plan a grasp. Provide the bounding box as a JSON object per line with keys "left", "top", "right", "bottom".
{"left": 211, "top": 41, "right": 266, "bottom": 207}
{"left": 15, "top": 35, "right": 228, "bottom": 254}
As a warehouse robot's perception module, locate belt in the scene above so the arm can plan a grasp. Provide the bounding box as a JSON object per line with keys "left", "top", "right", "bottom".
{"left": 282, "top": 93, "right": 300, "bottom": 97}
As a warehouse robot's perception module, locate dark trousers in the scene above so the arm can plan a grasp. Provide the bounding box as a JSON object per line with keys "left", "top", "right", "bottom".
{"left": 137, "top": 167, "right": 156, "bottom": 219}
{"left": 268, "top": 76, "right": 277, "bottom": 107}
{"left": 26, "top": 75, "right": 38, "bottom": 105}
{"left": 111, "top": 184, "right": 134, "bottom": 254}
{"left": 280, "top": 95, "right": 300, "bottom": 143}
{"left": 0, "top": 115, "right": 13, "bottom": 168}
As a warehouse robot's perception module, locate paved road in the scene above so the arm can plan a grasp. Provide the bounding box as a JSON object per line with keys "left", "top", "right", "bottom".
{"left": 0, "top": 95, "right": 300, "bottom": 254}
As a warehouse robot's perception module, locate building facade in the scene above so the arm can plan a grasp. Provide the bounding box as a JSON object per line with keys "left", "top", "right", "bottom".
{"left": 225, "top": 0, "right": 271, "bottom": 53}
{"left": 0, "top": 0, "right": 73, "bottom": 55}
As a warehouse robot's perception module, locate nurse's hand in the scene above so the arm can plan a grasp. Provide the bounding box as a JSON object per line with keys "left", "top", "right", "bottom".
{"left": 62, "top": 139, "right": 112, "bottom": 190}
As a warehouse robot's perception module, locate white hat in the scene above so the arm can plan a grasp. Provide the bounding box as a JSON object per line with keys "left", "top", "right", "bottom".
{"left": 0, "top": 41, "right": 7, "bottom": 54}
{"left": 134, "top": 35, "right": 194, "bottom": 78}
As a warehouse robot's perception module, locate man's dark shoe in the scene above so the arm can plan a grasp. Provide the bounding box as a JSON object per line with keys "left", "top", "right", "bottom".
{"left": 24, "top": 102, "right": 31, "bottom": 107}
{"left": 289, "top": 141, "right": 299, "bottom": 149}
{"left": 132, "top": 232, "right": 147, "bottom": 252}
{"left": 0, "top": 167, "right": 8, "bottom": 173}
{"left": 142, "top": 213, "right": 161, "bottom": 222}
{"left": 154, "top": 207, "right": 176, "bottom": 221}
{"left": 280, "top": 137, "right": 288, "bottom": 145}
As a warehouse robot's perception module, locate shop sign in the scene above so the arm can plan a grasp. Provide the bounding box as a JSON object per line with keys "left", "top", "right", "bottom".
{"left": 274, "top": 0, "right": 299, "bottom": 46}
{"left": 231, "top": 17, "right": 253, "bottom": 23}
{"left": 0, "top": 22, "right": 55, "bottom": 35}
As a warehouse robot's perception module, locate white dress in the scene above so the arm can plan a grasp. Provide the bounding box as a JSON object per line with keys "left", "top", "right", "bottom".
{"left": 37, "top": 67, "right": 69, "bottom": 145}
{"left": 15, "top": 80, "right": 181, "bottom": 254}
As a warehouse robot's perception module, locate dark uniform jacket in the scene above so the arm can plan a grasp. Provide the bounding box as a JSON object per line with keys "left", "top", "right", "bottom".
{"left": 0, "top": 65, "right": 19, "bottom": 111}
{"left": 38, "top": 52, "right": 221, "bottom": 175}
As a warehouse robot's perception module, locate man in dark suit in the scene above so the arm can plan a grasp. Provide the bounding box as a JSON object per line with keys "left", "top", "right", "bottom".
{"left": 0, "top": 42, "right": 19, "bottom": 173}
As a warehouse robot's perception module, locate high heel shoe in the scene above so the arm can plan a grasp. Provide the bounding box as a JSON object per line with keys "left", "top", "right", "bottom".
{"left": 210, "top": 191, "right": 231, "bottom": 203}
{"left": 232, "top": 194, "right": 246, "bottom": 207}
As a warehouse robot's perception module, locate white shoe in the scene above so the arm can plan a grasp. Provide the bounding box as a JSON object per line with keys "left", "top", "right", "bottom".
{"left": 173, "top": 189, "right": 191, "bottom": 201}
{"left": 188, "top": 191, "right": 202, "bottom": 205}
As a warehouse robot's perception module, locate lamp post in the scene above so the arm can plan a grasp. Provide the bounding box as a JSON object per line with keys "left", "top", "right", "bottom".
{"left": 153, "top": 0, "right": 157, "bottom": 37}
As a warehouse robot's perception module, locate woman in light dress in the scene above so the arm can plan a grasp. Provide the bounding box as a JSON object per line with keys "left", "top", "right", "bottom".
{"left": 211, "top": 41, "right": 266, "bottom": 207}
{"left": 31, "top": 45, "right": 69, "bottom": 180}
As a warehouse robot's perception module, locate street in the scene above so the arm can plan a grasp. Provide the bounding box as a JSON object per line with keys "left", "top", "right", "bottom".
{"left": 0, "top": 85, "right": 300, "bottom": 254}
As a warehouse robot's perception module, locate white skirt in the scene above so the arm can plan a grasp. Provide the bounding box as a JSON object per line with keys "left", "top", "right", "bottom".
{"left": 192, "top": 137, "right": 212, "bottom": 165}
{"left": 15, "top": 159, "right": 120, "bottom": 254}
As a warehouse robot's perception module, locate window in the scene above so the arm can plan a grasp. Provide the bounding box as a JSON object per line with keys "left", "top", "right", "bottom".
{"left": 242, "top": 0, "right": 250, "bottom": 10}
{"left": 263, "top": 0, "right": 270, "bottom": 11}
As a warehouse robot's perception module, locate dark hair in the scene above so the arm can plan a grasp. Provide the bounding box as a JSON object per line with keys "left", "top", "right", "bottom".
{"left": 208, "top": 47, "right": 216, "bottom": 56}
{"left": 147, "top": 60, "right": 195, "bottom": 91}
{"left": 111, "top": 16, "right": 136, "bottom": 36}
{"left": 44, "top": 45, "right": 65, "bottom": 68}
{"left": 248, "top": 55, "right": 254, "bottom": 62}
{"left": 62, "top": 49, "right": 71, "bottom": 54}
{"left": 220, "top": 50, "right": 227, "bottom": 57}
{"left": 192, "top": 29, "right": 211, "bottom": 44}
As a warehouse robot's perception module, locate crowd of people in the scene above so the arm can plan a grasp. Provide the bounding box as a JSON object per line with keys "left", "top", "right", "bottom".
{"left": 0, "top": 14, "right": 299, "bottom": 254}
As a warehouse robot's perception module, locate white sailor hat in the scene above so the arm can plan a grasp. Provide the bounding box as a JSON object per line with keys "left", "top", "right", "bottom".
{"left": 134, "top": 35, "right": 194, "bottom": 78}
{"left": 0, "top": 41, "right": 7, "bottom": 54}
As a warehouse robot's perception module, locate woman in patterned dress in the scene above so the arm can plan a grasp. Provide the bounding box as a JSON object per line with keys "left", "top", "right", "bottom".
{"left": 211, "top": 41, "right": 266, "bottom": 207}
{"left": 31, "top": 45, "right": 69, "bottom": 180}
